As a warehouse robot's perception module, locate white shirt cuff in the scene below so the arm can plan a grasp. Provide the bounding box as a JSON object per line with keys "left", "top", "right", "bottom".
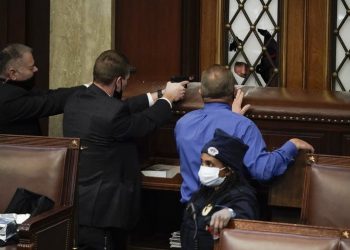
{"left": 83, "top": 82, "right": 93, "bottom": 88}
{"left": 146, "top": 93, "right": 154, "bottom": 106}
{"left": 159, "top": 97, "right": 172, "bottom": 108}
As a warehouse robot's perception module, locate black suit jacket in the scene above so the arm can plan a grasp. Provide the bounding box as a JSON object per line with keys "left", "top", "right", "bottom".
{"left": 0, "top": 83, "right": 84, "bottom": 135}
{"left": 63, "top": 84, "right": 172, "bottom": 229}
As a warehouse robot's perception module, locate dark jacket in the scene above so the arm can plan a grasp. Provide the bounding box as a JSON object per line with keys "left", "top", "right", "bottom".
{"left": 63, "top": 84, "right": 172, "bottom": 229}
{"left": 0, "top": 82, "right": 84, "bottom": 135}
{"left": 181, "top": 180, "right": 258, "bottom": 250}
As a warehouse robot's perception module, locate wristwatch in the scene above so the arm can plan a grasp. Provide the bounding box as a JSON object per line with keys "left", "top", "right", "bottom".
{"left": 157, "top": 89, "right": 163, "bottom": 98}
{"left": 227, "top": 208, "right": 236, "bottom": 218}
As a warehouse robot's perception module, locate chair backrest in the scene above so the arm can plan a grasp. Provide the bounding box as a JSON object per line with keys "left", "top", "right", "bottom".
{"left": 341, "top": 239, "right": 350, "bottom": 250}
{"left": 0, "top": 134, "right": 80, "bottom": 212}
{"left": 0, "top": 134, "right": 80, "bottom": 250}
{"left": 301, "top": 154, "right": 350, "bottom": 228}
{"left": 216, "top": 219, "right": 349, "bottom": 250}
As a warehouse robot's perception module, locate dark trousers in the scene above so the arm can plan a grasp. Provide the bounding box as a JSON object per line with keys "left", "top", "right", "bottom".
{"left": 180, "top": 224, "right": 214, "bottom": 250}
{"left": 78, "top": 225, "right": 128, "bottom": 250}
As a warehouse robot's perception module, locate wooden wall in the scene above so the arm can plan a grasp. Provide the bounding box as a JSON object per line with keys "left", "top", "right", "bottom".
{"left": 115, "top": 0, "right": 334, "bottom": 90}
{"left": 115, "top": 0, "right": 200, "bottom": 81}
{"left": 1, "top": 0, "right": 337, "bottom": 102}
{"left": 282, "top": 0, "right": 331, "bottom": 90}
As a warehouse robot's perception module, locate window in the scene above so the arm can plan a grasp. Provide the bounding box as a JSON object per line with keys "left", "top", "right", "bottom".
{"left": 332, "top": 0, "right": 350, "bottom": 91}
{"left": 225, "top": 0, "right": 280, "bottom": 87}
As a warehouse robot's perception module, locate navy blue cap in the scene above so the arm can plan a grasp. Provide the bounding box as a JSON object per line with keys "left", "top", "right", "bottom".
{"left": 201, "top": 128, "right": 249, "bottom": 172}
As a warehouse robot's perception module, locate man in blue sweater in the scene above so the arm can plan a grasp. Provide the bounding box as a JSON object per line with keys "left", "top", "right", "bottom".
{"left": 175, "top": 64, "right": 314, "bottom": 204}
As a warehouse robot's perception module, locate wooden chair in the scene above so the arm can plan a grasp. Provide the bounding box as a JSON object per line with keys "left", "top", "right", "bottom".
{"left": 341, "top": 238, "right": 350, "bottom": 250}
{"left": 215, "top": 219, "right": 350, "bottom": 250}
{"left": 301, "top": 154, "right": 350, "bottom": 228}
{"left": 0, "top": 134, "right": 80, "bottom": 250}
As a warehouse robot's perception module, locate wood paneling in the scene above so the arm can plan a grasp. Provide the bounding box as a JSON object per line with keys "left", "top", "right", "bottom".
{"left": 305, "top": 0, "right": 331, "bottom": 90}
{"left": 281, "top": 0, "right": 306, "bottom": 89}
{"left": 7, "top": 0, "right": 26, "bottom": 43}
{"left": 115, "top": 0, "right": 182, "bottom": 81}
{"left": 150, "top": 126, "right": 178, "bottom": 159}
{"left": 0, "top": 1, "right": 8, "bottom": 49}
{"left": 259, "top": 128, "right": 326, "bottom": 153}
{"left": 268, "top": 151, "right": 308, "bottom": 208}
{"left": 181, "top": 0, "right": 200, "bottom": 79}
{"left": 274, "top": 0, "right": 332, "bottom": 90}
{"left": 115, "top": 0, "right": 338, "bottom": 90}
{"left": 342, "top": 134, "right": 350, "bottom": 156}
{"left": 126, "top": 81, "right": 350, "bottom": 160}
{"left": 115, "top": 0, "right": 200, "bottom": 81}
{"left": 200, "top": 0, "right": 224, "bottom": 72}
{"left": 0, "top": 0, "right": 26, "bottom": 48}
{"left": 27, "top": 0, "right": 50, "bottom": 135}
{"left": 25, "top": 0, "right": 50, "bottom": 92}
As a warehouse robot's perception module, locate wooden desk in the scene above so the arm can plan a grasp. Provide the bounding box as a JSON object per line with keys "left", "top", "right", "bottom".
{"left": 142, "top": 175, "right": 181, "bottom": 191}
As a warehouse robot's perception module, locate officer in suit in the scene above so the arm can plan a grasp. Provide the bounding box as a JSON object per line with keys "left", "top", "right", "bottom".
{"left": 0, "top": 43, "right": 85, "bottom": 135}
{"left": 181, "top": 128, "right": 259, "bottom": 250}
{"left": 63, "top": 49, "right": 186, "bottom": 250}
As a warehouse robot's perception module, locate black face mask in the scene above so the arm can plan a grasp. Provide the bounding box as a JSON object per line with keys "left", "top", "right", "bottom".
{"left": 5, "top": 75, "right": 36, "bottom": 91}
{"left": 113, "top": 80, "right": 123, "bottom": 100}
{"left": 114, "top": 89, "right": 123, "bottom": 100}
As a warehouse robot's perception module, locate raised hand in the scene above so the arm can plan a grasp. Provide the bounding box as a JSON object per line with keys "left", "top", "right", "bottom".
{"left": 232, "top": 88, "right": 251, "bottom": 115}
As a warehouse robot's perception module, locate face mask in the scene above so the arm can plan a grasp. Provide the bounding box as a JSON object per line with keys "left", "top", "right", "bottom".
{"left": 198, "top": 165, "right": 226, "bottom": 187}
{"left": 114, "top": 90, "right": 122, "bottom": 99}
{"left": 113, "top": 79, "right": 123, "bottom": 99}
{"left": 6, "top": 75, "right": 36, "bottom": 91}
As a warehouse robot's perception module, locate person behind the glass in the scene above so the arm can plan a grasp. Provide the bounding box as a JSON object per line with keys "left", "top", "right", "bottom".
{"left": 231, "top": 29, "right": 278, "bottom": 87}
{"left": 180, "top": 128, "right": 259, "bottom": 250}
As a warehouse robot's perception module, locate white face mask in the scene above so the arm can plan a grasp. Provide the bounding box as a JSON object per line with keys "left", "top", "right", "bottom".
{"left": 198, "top": 165, "right": 226, "bottom": 187}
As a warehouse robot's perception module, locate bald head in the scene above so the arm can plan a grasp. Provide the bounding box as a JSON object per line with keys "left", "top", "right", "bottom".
{"left": 200, "top": 64, "right": 235, "bottom": 99}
